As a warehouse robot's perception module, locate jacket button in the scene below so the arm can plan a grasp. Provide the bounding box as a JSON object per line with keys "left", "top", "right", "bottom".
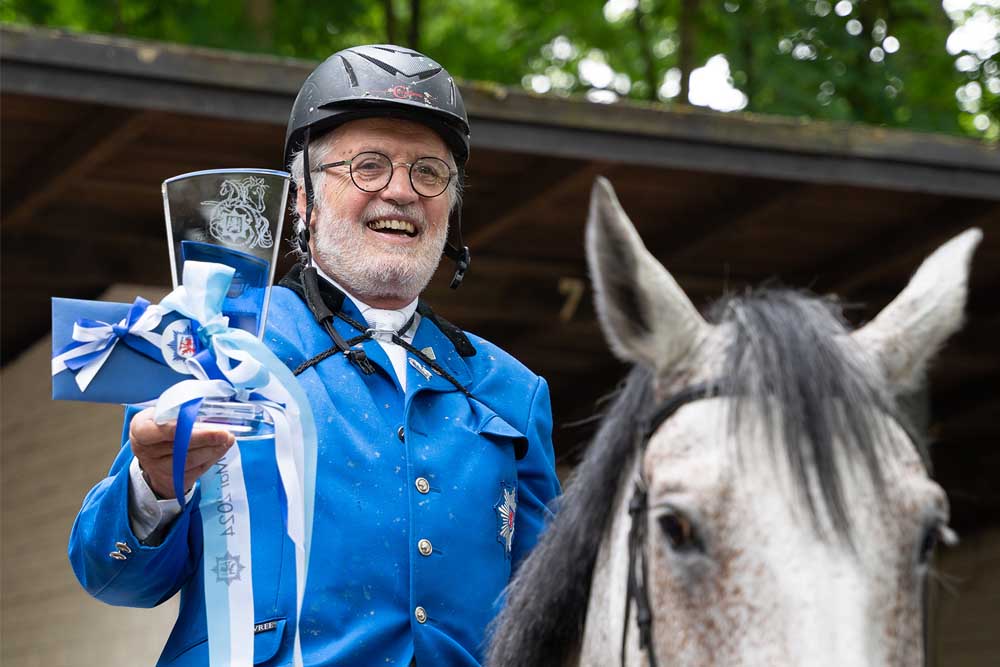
{"left": 417, "top": 539, "right": 433, "bottom": 556}
{"left": 415, "top": 477, "right": 430, "bottom": 494}
{"left": 414, "top": 606, "right": 427, "bottom": 623}
{"left": 397, "top": 426, "right": 405, "bottom": 442}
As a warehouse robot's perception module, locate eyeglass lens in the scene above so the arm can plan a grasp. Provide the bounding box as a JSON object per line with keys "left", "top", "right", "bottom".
{"left": 350, "top": 152, "right": 451, "bottom": 197}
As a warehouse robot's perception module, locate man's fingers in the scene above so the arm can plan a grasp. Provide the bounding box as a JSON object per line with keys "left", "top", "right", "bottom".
{"left": 184, "top": 442, "right": 233, "bottom": 473}
{"left": 129, "top": 408, "right": 175, "bottom": 445}
{"left": 130, "top": 409, "right": 235, "bottom": 450}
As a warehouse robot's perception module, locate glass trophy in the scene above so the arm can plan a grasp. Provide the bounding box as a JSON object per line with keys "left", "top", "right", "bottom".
{"left": 162, "top": 168, "right": 291, "bottom": 439}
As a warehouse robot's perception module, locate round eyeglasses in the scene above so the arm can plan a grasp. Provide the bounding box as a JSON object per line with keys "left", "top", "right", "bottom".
{"left": 313, "top": 151, "right": 456, "bottom": 198}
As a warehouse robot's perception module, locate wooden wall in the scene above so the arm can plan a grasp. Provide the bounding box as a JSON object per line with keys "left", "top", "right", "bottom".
{"left": 931, "top": 527, "right": 1000, "bottom": 666}
{"left": 1, "top": 285, "right": 174, "bottom": 666}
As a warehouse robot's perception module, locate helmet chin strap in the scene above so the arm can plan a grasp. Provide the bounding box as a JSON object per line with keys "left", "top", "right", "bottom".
{"left": 294, "top": 126, "right": 377, "bottom": 375}
{"left": 297, "top": 127, "right": 315, "bottom": 263}
{"left": 444, "top": 165, "right": 470, "bottom": 289}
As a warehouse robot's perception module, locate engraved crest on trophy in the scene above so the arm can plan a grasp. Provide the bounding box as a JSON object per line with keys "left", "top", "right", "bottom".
{"left": 202, "top": 176, "right": 275, "bottom": 250}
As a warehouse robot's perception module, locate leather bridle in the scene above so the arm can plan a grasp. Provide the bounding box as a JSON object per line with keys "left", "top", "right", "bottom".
{"left": 622, "top": 382, "right": 720, "bottom": 667}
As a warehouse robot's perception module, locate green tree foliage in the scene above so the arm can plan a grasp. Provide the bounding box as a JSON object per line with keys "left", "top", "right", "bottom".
{"left": 1, "top": 0, "right": 996, "bottom": 139}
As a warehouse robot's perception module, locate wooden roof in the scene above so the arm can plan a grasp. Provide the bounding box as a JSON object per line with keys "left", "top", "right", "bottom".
{"left": 2, "top": 25, "right": 999, "bottom": 533}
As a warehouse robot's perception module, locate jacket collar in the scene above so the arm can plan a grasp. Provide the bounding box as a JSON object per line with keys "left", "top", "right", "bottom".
{"left": 278, "top": 264, "right": 475, "bottom": 392}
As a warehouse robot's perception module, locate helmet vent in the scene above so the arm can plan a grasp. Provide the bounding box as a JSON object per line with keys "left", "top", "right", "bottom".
{"left": 373, "top": 45, "right": 419, "bottom": 56}
{"left": 353, "top": 50, "right": 441, "bottom": 80}
{"left": 339, "top": 55, "right": 359, "bottom": 87}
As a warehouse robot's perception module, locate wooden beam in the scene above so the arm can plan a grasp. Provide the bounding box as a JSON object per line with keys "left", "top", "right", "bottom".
{"left": 647, "top": 183, "right": 807, "bottom": 262}
{"left": 465, "top": 162, "right": 611, "bottom": 249}
{"left": 809, "top": 201, "right": 998, "bottom": 296}
{"left": 2, "top": 110, "right": 154, "bottom": 228}
{"left": 2, "top": 225, "right": 170, "bottom": 289}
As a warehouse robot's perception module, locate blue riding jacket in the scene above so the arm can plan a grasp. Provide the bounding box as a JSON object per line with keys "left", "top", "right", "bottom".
{"left": 68, "top": 271, "right": 560, "bottom": 666}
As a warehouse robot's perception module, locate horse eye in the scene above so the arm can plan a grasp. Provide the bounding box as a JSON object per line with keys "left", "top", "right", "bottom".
{"left": 657, "top": 512, "right": 700, "bottom": 552}
{"left": 918, "top": 523, "right": 947, "bottom": 565}
{"left": 918, "top": 527, "right": 938, "bottom": 565}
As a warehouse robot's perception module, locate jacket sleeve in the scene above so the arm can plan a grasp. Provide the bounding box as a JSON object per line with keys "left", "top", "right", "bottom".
{"left": 67, "top": 405, "right": 201, "bottom": 607}
{"left": 511, "top": 377, "right": 561, "bottom": 570}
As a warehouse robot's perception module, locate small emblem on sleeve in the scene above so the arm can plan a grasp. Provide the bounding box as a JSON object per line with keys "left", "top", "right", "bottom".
{"left": 494, "top": 485, "right": 517, "bottom": 558}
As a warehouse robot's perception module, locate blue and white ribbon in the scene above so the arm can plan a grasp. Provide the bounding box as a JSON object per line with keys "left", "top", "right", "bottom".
{"left": 151, "top": 261, "right": 316, "bottom": 667}
{"left": 51, "top": 296, "right": 165, "bottom": 390}
{"left": 200, "top": 445, "right": 254, "bottom": 666}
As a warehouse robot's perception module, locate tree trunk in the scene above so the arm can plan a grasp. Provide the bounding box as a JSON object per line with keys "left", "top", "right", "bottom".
{"left": 113, "top": 0, "right": 125, "bottom": 33}
{"left": 385, "top": 0, "right": 397, "bottom": 44}
{"left": 678, "top": 0, "right": 699, "bottom": 104}
{"left": 633, "top": 2, "right": 659, "bottom": 101}
{"left": 739, "top": 2, "right": 755, "bottom": 109}
{"left": 246, "top": 0, "right": 274, "bottom": 48}
{"left": 409, "top": 0, "right": 422, "bottom": 50}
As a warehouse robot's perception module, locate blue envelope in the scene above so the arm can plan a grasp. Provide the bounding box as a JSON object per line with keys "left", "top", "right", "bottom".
{"left": 52, "top": 297, "right": 193, "bottom": 404}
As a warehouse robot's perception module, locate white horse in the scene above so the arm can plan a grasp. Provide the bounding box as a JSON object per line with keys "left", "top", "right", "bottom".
{"left": 487, "top": 178, "right": 980, "bottom": 667}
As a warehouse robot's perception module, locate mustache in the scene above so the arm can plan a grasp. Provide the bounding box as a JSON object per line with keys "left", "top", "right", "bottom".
{"left": 361, "top": 202, "right": 426, "bottom": 228}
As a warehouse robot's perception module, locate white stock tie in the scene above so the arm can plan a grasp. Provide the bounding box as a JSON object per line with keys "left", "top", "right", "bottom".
{"left": 364, "top": 309, "right": 410, "bottom": 343}
{"left": 363, "top": 308, "right": 415, "bottom": 391}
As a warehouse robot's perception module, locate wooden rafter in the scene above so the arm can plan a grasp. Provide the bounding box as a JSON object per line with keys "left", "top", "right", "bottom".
{"left": 465, "top": 162, "right": 611, "bottom": 250}
{"left": 648, "top": 183, "right": 807, "bottom": 262}
{"left": 2, "top": 110, "right": 154, "bottom": 228}
{"left": 814, "top": 201, "right": 998, "bottom": 295}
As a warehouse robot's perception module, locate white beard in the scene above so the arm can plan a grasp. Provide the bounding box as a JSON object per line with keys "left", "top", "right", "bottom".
{"left": 311, "top": 200, "right": 446, "bottom": 305}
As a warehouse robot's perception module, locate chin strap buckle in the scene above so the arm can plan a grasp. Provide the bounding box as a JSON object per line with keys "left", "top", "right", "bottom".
{"left": 449, "top": 246, "right": 471, "bottom": 289}
{"left": 346, "top": 348, "right": 376, "bottom": 375}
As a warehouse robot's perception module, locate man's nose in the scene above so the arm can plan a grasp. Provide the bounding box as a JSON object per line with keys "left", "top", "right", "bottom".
{"left": 379, "top": 164, "right": 419, "bottom": 206}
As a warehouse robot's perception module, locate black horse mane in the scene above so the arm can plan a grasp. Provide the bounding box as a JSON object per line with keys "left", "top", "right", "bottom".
{"left": 486, "top": 288, "right": 915, "bottom": 667}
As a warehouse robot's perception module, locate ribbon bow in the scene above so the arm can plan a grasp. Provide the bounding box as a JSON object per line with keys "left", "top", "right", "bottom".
{"left": 51, "top": 297, "right": 165, "bottom": 390}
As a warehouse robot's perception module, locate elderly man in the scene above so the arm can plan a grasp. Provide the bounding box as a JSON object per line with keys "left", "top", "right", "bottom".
{"left": 69, "top": 45, "right": 560, "bottom": 667}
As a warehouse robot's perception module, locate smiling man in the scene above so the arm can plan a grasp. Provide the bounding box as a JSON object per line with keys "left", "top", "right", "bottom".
{"left": 68, "top": 45, "right": 560, "bottom": 667}
{"left": 304, "top": 117, "right": 455, "bottom": 309}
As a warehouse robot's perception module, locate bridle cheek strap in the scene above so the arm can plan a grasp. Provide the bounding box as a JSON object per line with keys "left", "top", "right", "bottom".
{"left": 623, "top": 483, "right": 658, "bottom": 667}
{"left": 621, "top": 382, "right": 719, "bottom": 667}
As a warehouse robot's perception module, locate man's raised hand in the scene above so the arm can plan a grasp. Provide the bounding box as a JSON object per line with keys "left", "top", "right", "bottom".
{"left": 129, "top": 407, "right": 235, "bottom": 500}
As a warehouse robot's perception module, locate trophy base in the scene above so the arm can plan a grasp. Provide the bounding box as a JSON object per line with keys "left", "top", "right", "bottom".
{"left": 197, "top": 400, "right": 275, "bottom": 441}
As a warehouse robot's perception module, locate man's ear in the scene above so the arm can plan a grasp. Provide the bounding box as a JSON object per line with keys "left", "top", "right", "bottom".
{"left": 295, "top": 183, "right": 309, "bottom": 227}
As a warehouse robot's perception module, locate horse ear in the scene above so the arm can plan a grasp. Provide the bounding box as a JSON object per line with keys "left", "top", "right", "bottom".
{"left": 585, "top": 177, "right": 711, "bottom": 370}
{"left": 852, "top": 228, "right": 982, "bottom": 393}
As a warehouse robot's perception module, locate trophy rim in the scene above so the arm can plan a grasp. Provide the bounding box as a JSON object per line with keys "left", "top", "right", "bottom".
{"left": 161, "top": 168, "right": 291, "bottom": 187}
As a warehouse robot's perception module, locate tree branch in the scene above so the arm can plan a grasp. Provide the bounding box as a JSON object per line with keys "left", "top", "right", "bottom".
{"left": 385, "top": 0, "right": 397, "bottom": 44}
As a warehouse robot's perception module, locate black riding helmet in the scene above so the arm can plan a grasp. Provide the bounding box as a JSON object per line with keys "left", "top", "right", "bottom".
{"left": 285, "top": 44, "right": 471, "bottom": 288}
